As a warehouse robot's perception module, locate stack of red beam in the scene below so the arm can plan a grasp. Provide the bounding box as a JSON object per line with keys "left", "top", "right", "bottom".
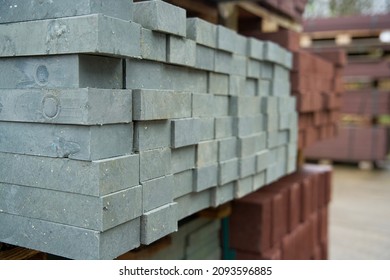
{"left": 245, "top": 29, "right": 346, "bottom": 149}
{"left": 341, "top": 90, "right": 390, "bottom": 116}
{"left": 305, "top": 125, "right": 388, "bottom": 162}
{"left": 229, "top": 164, "right": 332, "bottom": 260}
{"left": 293, "top": 49, "right": 345, "bottom": 149}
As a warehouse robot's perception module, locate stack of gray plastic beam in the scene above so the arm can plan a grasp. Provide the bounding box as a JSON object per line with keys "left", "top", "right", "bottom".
{"left": 0, "top": 0, "right": 297, "bottom": 259}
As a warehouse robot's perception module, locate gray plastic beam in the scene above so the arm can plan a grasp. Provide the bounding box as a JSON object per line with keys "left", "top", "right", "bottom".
{"left": 0, "top": 153, "right": 140, "bottom": 196}
{"left": 0, "top": 88, "right": 132, "bottom": 125}
{"left": 0, "top": 14, "right": 141, "bottom": 58}
{"left": 0, "top": 0, "right": 134, "bottom": 23}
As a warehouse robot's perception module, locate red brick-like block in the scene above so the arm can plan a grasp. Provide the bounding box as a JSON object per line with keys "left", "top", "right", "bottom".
{"left": 260, "top": 183, "right": 290, "bottom": 243}
{"left": 301, "top": 177, "right": 313, "bottom": 222}
{"left": 324, "top": 170, "right": 332, "bottom": 205}
{"left": 271, "top": 192, "right": 286, "bottom": 247}
{"left": 281, "top": 232, "right": 296, "bottom": 260}
{"left": 321, "top": 241, "right": 329, "bottom": 260}
{"left": 313, "top": 50, "right": 347, "bottom": 67}
{"left": 293, "top": 51, "right": 312, "bottom": 74}
{"left": 312, "top": 245, "right": 323, "bottom": 260}
{"left": 236, "top": 247, "right": 282, "bottom": 260}
{"left": 319, "top": 207, "right": 328, "bottom": 245}
{"left": 288, "top": 182, "right": 301, "bottom": 233}
{"left": 230, "top": 192, "right": 273, "bottom": 253}
{"left": 309, "top": 213, "right": 319, "bottom": 251}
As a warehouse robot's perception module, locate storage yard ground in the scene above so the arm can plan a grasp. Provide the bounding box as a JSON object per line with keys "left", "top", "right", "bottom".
{"left": 330, "top": 163, "right": 390, "bottom": 259}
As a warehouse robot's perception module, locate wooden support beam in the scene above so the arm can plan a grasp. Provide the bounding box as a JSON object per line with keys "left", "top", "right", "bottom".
{"left": 297, "top": 149, "right": 305, "bottom": 169}
{"left": 0, "top": 247, "right": 46, "bottom": 260}
{"left": 303, "top": 29, "right": 383, "bottom": 40}
{"left": 218, "top": 2, "right": 239, "bottom": 30}
{"left": 237, "top": 2, "right": 302, "bottom": 32}
{"left": 166, "top": 0, "right": 218, "bottom": 23}
{"left": 199, "top": 203, "right": 232, "bottom": 219}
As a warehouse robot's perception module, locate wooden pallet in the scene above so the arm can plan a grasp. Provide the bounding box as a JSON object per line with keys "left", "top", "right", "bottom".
{"left": 198, "top": 203, "right": 232, "bottom": 219}
{"left": 0, "top": 246, "right": 46, "bottom": 260}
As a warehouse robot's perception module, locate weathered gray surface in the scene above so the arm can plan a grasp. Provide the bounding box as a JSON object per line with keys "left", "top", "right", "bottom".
{"left": 142, "top": 175, "right": 173, "bottom": 213}
{"left": 235, "top": 176, "right": 254, "bottom": 199}
{"left": 173, "top": 170, "right": 193, "bottom": 198}
{"left": 245, "top": 78, "right": 258, "bottom": 96}
{"left": 217, "top": 25, "right": 236, "bottom": 53}
{"left": 239, "top": 155, "right": 257, "bottom": 178}
{"left": 140, "top": 148, "right": 171, "bottom": 182}
{"left": 247, "top": 59, "right": 262, "bottom": 78}
{"left": 0, "top": 153, "right": 140, "bottom": 196}
{"left": 214, "top": 95, "right": 229, "bottom": 117}
{"left": 230, "top": 96, "right": 262, "bottom": 117}
{"left": 0, "top": 122, "right": 133, "bottom": 160}
{"left": 0, "top": 0, "right": 134, "bottom": 23}
{"left": 214, "top": 50, "right": 232, "bottom": 74}
{"left": 199, "top": 118, "right": 215, "bottom": 141}
{"left": 211, "top": 182, "right": 234, "bottom": 207}
{"left": 175, "top": 190, "right": 211, "bottom": 221}
{"left": 230, "top": 54, "right": 247, "bottom": 76}
{"left": 0, "top": 54, "right": 123, "bottom": 89}
{"left": 0, "top": 213, "right": 141, "bottom": 259}
{"left": 229, "top": 75, "right": 246, "bottom": 96}
{"left": 196, "top": 140, "right": 218, "bottom": 167}
{"left": 167, "top": 36, "right": 196, "bottom": 67}
{"left": 0, "top": 88, "right": 132, "bottom": 125}
{"left": 192, "top": 93, "right": 215, "bottom": 118}
{"left": 171, "top": 118, "right": 201, "bottom": 148}
{"left": 140, "top": 28, "right": 166, "bottom": 62}
{"left": 133, "top": 89, "right": 191, "bottom": 121}
{"left": 209, "top": 72, "right": 229, "bottom": 95}
{"left": 247, "top": 38, "right": 264, "bottom": 61}
{"left": 256, "top": 150, "right": 269, "bottom": 172}
{"left": 126, "top": 59, "right": 208, "bottom": 93}
{"left": 134, "top": 120, "right": 171, "bottom": 152}
{"left": 0, "top": 14, "right": 141, "bottom": 58}
{"left": 194, "top": 164, "right": 218, "bottom": 192}
{"left": 134, "top": 0, "right": 186, "bottom": 36}
{"left": 218, "top": 137, "right": 237, "bottom": 162}
{"left": 238, "top": 133, "right": 266, "bottom": 157}
{"left": 141, "top": 203, "right": 178, "bottom": 245}
{"left": 253, "top": 171, "right": 266, "bottom": 191}
{"left": 234, "top": 34, "right": 248, "bottom": 56}
{"left": 234, "top": 115, "right": 265, "bottom": 137}
{"left": 0, "top": 183, "right": 142, "bottom": 231}
{"left": 215, "top": 117, "right": 234, "bottom": 139}
{"left": 195, "top": 44, "right": 215, "bottom": 71}
{"left": 171, "top": 146, "right": 196, "bottom": 174}
{"left": 219, "top": 158, "right": 239, "bottom": 185}
{"left": 186, "top": 18, "right": 217, "bottom": 48}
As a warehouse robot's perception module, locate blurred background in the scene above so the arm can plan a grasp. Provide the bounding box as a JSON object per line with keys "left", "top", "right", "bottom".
{"left": 303, "top": 0, "right": 390, "bottom": 259}
{"left": 1, "top": 0, "right": 389, "bottom": 260}
{"left": 161, "top": 0, "right": 390, "bottom": 260}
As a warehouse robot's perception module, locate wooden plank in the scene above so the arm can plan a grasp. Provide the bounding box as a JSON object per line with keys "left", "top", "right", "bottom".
{"left": 0, "top": 247, "right": 46, "bottom": 260}
{"left": 166, "top": 0, "right": 218, "bottom": 23}
{"left": 218, "top": 2, "right": 239, "bottom": 31}
{"left": 297, "top": 149, "right": 305, "bottom": 169}
{"left": 237, "top": 2, "right": 302, "bottom": 32}
{"left": 198, "top": 203, "right": 231, "bottom": 219}
{"left": 303, "top": 29, "right": 382, "bottom": 40}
